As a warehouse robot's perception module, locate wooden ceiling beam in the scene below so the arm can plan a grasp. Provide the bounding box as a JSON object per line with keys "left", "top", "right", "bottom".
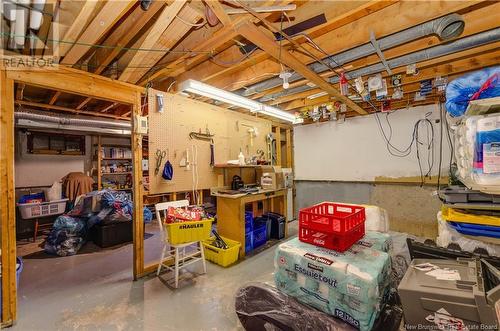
{"left": 61, "top": 1, "right": 136, "bottom": 66}
{"left": 92, "top": 1, "right": 165, "bottom": 75}
{"left": 49, "top": 91, "right": 61, "bottom": 105}
{"left": 76, "top": 97, "right": 92, "bottom": 110}
{"left": 139, "top": 1, "right": 290, "bottom": 85}
{"left": 198, "top": 0, "right": 493, "bottom": 93}
{"left": 16, "top": 100, "right": 130, "bottom": 120}
{"left": 204, "top": 0, "right": 232, "bottom": 26}
{"left": 250, "top": 1, "right": 500, "bottom": 102}
{"left": 118, "top": 1, "right": 187, "bottom": 83}
{"left": 137, "top": 22, "right": 240, "bottom": 86}
{"left": 176, "top": 1, "right": 395, "bottom": 88}
{"left": 100, "top": 102, "right": 119, "bottom": 113}
{"left": 55, "top": 1, "right": 98, "bottom": 57}
{"left": 235, "top": 20, "right": 367, "bottom": 114}
{"left": 126, "top": 4, "right": 203, "bottom": 84}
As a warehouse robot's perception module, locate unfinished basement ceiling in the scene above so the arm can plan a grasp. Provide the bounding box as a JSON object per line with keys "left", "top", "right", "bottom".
{"left": 3, "top": 1, "right": 500, "bottom": 120}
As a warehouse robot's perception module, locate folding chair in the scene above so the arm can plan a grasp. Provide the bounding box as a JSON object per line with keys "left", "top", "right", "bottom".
{"left": 155, "top": 200, "right": 207, "bottom": 288}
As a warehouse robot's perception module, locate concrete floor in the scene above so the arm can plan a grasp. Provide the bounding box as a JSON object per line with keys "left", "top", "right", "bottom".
{"left": 12, "top": 222, "right": 298, "bottom": 331}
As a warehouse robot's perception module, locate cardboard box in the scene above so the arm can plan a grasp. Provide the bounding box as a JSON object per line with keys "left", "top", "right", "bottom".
{"left": 261, "top": 171, "right": 285, "bottom": 190}
{"left": 256, "top": 165, "right": 281, "bottom": 181}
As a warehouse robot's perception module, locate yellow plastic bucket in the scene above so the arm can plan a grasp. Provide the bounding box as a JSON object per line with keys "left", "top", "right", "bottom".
{"left": 441, "top": 207, "right": 500, "bottom": 227}
{"left": 202, "top": 236, "right": 241, "bottom": 267}
{"left": 165, "top": 218, "right": 213, "bottom": 245}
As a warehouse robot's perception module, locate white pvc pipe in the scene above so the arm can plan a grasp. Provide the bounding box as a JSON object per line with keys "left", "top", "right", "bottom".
{"left": 30, "top": 0, "right": 46, "bottom": 30}
{"left": 14, "top": 0, "right": 30, "bottom": 47}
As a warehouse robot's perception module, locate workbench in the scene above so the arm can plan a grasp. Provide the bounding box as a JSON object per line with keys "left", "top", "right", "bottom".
{"left": 213, "top": 188, "right": 288, "bottom": 257}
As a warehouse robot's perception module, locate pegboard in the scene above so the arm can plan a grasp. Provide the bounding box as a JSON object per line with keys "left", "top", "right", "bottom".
{"left": 148, "top": 91, "right": 272, "bottom": 194}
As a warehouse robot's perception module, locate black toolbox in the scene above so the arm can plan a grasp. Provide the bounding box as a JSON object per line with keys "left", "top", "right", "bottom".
{"left": 90, "top": 221, "right": 133, "bottom": 248}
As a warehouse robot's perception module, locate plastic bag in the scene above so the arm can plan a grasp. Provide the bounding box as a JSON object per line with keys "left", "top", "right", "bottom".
{"left": 446, "top": 66, "right": 500, "bottom": 117}
{"left": 235, "top": 283, "right": 402, "bottom": 331}
{"left": 45, "top": 181, "right": 62, "bottom": 202}
{"left": 436, "top": 211, "right": 500, "bottom": 256}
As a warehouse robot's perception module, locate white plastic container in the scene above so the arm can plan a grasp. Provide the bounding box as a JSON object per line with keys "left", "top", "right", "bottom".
{"left": 17, "top": 199, "right": 68, "bottom": 220}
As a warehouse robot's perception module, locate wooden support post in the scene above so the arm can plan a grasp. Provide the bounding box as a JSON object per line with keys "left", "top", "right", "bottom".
{"left": 132, "top": 95, "right": 145, "bottom": 280}
{"left": 285, "top": 129, "right": 292, "bottom": 168}
{"left": 97, "top": 135, "right": 102, "bottom": 189}
{"left": 0, "top": 69, "right": 16, "bottom": 326}
{"left": 274, "top": 126, "right": 282, "bottom": 166}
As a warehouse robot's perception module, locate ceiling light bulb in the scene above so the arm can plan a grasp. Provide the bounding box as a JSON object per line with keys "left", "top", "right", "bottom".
{"left": 279, "top": 71, "right": 292, "bottom": 90}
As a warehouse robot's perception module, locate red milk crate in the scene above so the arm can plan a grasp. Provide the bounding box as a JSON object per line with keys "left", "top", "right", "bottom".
{"left": 298, "top": 202, "right": 366, "bottom": 251}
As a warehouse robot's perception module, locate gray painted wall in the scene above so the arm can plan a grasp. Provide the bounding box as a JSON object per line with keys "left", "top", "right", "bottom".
{"left": 295, "top": 180, "right": 441, "bottom": 239}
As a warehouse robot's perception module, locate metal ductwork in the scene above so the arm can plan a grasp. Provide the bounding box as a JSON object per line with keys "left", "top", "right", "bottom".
{"left": 258, "top": 27, "right": 500, "bottom": 103}
{"left": 15, "top": 111, "right": 132, "bottom": 135}
{"left": 240, "top": 13, "right": 466, "bottom": 97}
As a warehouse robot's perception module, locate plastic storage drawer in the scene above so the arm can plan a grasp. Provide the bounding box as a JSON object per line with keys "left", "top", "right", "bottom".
{"left": 448, "top": 221, "right": 500, "bottom": 238}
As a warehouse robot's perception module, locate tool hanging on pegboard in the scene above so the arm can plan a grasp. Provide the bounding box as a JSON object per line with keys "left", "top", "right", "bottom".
{"left": 189, "top": 127, "right": 215, "bottom": 167}
{"left": 266, "top": 133, "right": 277, "bottom": 165}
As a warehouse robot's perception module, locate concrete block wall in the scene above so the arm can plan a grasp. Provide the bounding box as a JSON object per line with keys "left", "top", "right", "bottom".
{"left": 295, "top": 181, "right": 441, "bottom": 239}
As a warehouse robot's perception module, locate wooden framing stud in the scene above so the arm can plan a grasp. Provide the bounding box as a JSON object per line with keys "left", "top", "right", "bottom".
{"left": 0, "top": 69, "right": 17, "bottom": 326}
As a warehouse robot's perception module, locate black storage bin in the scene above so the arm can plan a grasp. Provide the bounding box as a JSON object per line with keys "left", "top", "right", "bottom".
{"left": 91, "top": 221, "right": 133, "bottom": 248}
{"left": 254, "top": 216, "right": 271, "bottom": 240}
{"left": 264, "top": 212, "right": 285, "bottom": 240}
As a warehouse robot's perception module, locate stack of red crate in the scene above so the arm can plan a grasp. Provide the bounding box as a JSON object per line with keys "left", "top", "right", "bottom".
{"left": 298, "top": 202, "right": 366, "bottom": 252}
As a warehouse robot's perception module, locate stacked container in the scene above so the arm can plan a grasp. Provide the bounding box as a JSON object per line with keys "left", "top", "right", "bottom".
{"left": 299, "top": 202, "right": 366, "bottom": 252}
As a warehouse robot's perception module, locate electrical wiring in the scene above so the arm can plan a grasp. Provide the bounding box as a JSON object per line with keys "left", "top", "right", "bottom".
{"left": 175, "top": 14, "right": 207, "bottom": 28}
{"left": 209, "top": 47, "right": 257, "bottom": 67}
{"left": 167, "top": 80, "right": 176, "bottom": 92}
{"left": 0, "top": 33, "right": 214, "bottom": 54}
{"left": 296, "top": 31, "right": 440, "bottom": 161}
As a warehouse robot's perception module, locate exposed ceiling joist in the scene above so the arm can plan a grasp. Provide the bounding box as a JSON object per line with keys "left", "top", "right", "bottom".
{"left": 177, "top": 1, "right": 397, "bottom": 91}
{"left": 100, "top": 102, "right": 119, "bottom": 113}
{"left": 92, "top": 1, "right": 165, "bottom": 75}
{"left": 49, "top": 91, "right": 61, "bottom": 105}
{"left": 55, "top": 1, "right": 98, "bottom": 57}
{"left": 235, "top": 20, "right": 368, "bottom": 115}
{"left": 251, "top": 0, "right": 500, "bottom": 104}
{"left": 61, "top": 1, "right": 136, "bottom": 66}
{"left": 137, "top": 22, "right": 241, "bottom": 85}
{"left": 139, "top": 1, "right": 292, "bottom": 85}
{"left": 197, "top": 0, "right": 491, "bottom": 94}
{"left": 76, "top": 97, "right": 91, "bottom": 110}
{"left": 204, "top": 0, "right": 232, "bottom": 26}
{"left": 130, "top": 5, "right": 203, "bottom": 84}
{"left": 118, "top": 1, "right": 188, "bottom": 83}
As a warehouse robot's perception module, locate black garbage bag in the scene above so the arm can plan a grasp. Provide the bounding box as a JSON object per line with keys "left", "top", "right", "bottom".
{"left": 235, "top": 283, "right": 403, "bottom": 331}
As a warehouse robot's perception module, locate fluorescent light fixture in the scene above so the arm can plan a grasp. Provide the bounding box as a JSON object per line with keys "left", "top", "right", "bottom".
{"left": 178, "top": 79, "right": 301, "bottom": 123}
{"left": 178, "top": 79, "right": 260, "bottom": 111}
{"left": 257, "top": 105, "right": 303, "bottom": 124}
{"left": 306, "top": 91, "right": 328, "bottom": 100}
